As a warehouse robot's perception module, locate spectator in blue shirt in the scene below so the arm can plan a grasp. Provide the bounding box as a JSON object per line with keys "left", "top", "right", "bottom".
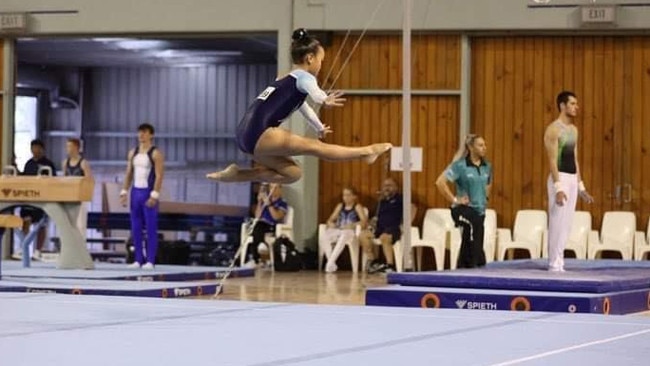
{"left": 436, "top": 134, "right": 492, "bottom": 269}
{"left": 360, "top": 177, "right": 415, "bottom": 274}
{"left": 245, "top": 183, "right": 288, "bottom": 267}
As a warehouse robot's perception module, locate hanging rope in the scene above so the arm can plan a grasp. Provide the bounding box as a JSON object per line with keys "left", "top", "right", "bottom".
{"left": 324, "top": 0, "right": 389, "bottom": 92}
{"left": 321, "top": 29, "right": 351, "bottom": 91}
{"left": 212, "top": 183, "right": 277, "bottom": 299}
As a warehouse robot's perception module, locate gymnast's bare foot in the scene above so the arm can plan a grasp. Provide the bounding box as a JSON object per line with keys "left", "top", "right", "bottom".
{"left": 364, "top": 143, "right": 393, "bottom": 164}
{"left": 206, "top": 163, "right": 239, "bottom": 181}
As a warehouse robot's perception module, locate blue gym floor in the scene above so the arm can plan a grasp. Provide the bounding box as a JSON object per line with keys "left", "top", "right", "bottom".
{"left": 0, "top": 261, "right": 254, "bottom": 281}
{"left": 0, "top": 261, "right": 254, "bottom": 297}
{"left": 0, "top": 277, "right": 220, "bottom": 297}
{"left": 1, "top": 293, "right": 649, "bottom": 365}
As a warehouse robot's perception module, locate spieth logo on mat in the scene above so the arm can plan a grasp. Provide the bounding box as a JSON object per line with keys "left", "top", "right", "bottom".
{"left": 1, "top": 188, "right": 40, "bottom": 198}
{"left": 456, "top": 299, "right": 498, "bottom": 310}
{"left": 173, "top": 288, "right": 192, "bottom": 297}
{"left": 27, "top": 289, "right": 56, "bottom": 294}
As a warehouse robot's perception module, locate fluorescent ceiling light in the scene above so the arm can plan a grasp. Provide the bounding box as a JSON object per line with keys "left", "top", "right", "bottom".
{"left": 92, "top": 38, "right": 168, "bottom": 50}
{"left": 116, "top": 40, "right": 168, "bottom": 50}
{"left": 172, "top": 63, "right": 206, "bottom": 68}
{"left": 155, "top": 49, "right": 242, "bottom": 58}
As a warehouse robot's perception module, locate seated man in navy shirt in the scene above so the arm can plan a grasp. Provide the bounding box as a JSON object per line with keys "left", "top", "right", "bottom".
{"left": 360, "top": 177, "right": 414, "bottom": 273}
{"left": 245, "top": 183, "right": 288, "bottom": 267}
{"left": 20, "top": 139, "right": 57, "bottom": 259}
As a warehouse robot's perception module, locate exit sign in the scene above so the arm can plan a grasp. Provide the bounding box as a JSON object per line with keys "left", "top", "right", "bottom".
{"left": 0, "top": 13, "right": 28, "bottom": 32}
{"left": 581, "top": 5, "right": 617, "bottom": 24}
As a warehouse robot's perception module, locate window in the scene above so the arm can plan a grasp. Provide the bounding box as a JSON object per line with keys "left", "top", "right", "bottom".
{"left": 14, "top": 96, "right": 38, "bottom": 171}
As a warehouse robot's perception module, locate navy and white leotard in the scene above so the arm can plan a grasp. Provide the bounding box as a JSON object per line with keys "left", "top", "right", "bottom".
{"left": 236, "top": 69, "right": 328, "bottom": 154}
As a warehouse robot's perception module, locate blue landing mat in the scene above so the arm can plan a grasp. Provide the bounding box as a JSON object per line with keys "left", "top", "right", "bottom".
{"left": 366, "top": 285, "right": 650, "bottom": 315}
{"left": 487, "top": 259, "right": 650, "bottom": 270}
{"left": 0, "top": 261, "right": 254, "bottom": 282}
{"left": 388, "top": 260, "right": 650, "bottom": 293}
{"left": 0, "top": 277, "right": 221, "bottom": 298}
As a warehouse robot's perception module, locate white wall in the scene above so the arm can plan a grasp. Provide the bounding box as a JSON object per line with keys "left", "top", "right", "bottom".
{"left": 0, "top": 0, "right": 289, "bottom": 33}
{"left": 3, "top": 0, "right": 650, "bottom": 34}
{"left": 294, "top": 0, "right": 650, "bottom": 31}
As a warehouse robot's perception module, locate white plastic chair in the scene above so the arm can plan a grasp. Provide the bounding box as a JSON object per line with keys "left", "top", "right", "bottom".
{"left": 542, "top": 211, "right": 591, "bottom": 260}
{"left": 588, "top": 211, "right": 635, "bottom": 260}
{"left": 274, "top": 206, "right": 294, "bottom": 242}
{"left": 634, "top": 217, "right": 650, "bottom": 260}
{"left": 496, "top": 210, "right": 547, "bottom": 261}
{"left": 239, "top": 206, "right": 294, "bottom": 268}
{"left": 391, "top": 226, "right": 417, "bottom": 273}
{"left": 412, "top": 208, "right": 454, "bottom": 271}
{"left": 318, "top": 207, "right": 368, "bottom": 273}
{"left": 361, "top": 226, "right": 419, "bottom": 273}
{"left": 483, "top": 209, "right": 498, "bottom": 264}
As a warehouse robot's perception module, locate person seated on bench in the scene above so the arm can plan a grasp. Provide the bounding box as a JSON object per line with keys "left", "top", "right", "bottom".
{"left": 321, "top": 186, "right": 367, "bottom": 273}
{"left": 19, "top": 139, "right": 57, "bottom": 260}
{"left": 359, "top": 177, "right": 415, "bottom": 274}
{"left": 244, "top": 183, "right": 287, "bottom": 268}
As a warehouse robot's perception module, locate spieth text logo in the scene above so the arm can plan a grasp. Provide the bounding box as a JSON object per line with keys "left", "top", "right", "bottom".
{"left": 467, "top": 302, "right": 498, "bottom": 310}
{"left": 456, "top": 299, "right": 498, "bottom": 310}
{"left": 1, "top": 188, "right": 40, "bottom": 198}
{"left": 27, "top": 289, "right": 56, "bottom": 294}
{"left": 173, "top": 288, "right": 192, "bottom": 297}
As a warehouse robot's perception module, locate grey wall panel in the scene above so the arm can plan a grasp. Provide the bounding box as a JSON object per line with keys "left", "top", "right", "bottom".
{"left": 42, "top": 136, "right": 65, "bottom": 171}
{"left": 84, "top": 63, "right": 275, "bottom": 162}
{"left": 50, "top": 107, "right": 81, "bottom": 132}
{"left": 90, "top": 165, "right": 250, "bottom": 208}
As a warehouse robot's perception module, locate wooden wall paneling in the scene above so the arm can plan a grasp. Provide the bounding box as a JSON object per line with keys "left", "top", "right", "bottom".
{"left": 471, "top": 35, "right": 650, "bottom": 233}
{"left": 321, "top": 34, "right": 461, "bottom": 91}
{"left": 0, "top": 39, "right": 4, "bottom": 158}
{"left": 629, "top": 37, "right": 650, "bottom": 230}
{"left": 511, "top": 38, "right": 525, "bottom": 220}
{"left": 520, "top": 37, "right": 534, "bottom": 210}
{"left": 318, "top": 34, "right": 461, "bottom": 227}
{"left": 318, "top": 96, "right": 460, "bottom": 223}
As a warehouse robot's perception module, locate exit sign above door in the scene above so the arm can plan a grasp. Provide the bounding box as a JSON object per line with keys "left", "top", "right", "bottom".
{"left": 0, "top": 13, "right": 29, "bottom": 33}
{"left": 580, "top": 5, "right": 617, "bottom": 24}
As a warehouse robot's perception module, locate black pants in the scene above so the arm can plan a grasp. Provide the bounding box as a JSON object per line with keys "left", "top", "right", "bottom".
{"left": 451, "top": 205, "right": 486, "bottom": 269}
{"left": 247, "top": 220, "right": 275, "bottom": 262}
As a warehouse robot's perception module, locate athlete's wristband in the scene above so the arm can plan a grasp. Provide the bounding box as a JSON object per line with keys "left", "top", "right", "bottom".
{"left": 553, "top": 181, "right": 564, "bottom": 194}
{"left": 120, "top": 189, "right": 128, "bottom": 196}
{"left": 150, "top": 191, "right": 160, "bottom": 200}
{"left": 578, "top": 181, "right": 586, "bottom": 192}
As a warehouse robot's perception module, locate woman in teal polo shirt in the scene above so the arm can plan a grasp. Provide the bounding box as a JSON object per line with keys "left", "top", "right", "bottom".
{"left": 436, "top": 134, "right": 492, "bottom": 268}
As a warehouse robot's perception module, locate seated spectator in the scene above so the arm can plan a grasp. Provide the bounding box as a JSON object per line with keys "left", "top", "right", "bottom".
{"left": 359, "top": 177, "right": 415, "bottom": 274}
{"left": 245, "top": 183, "right": 288, "bottom": 268}
{"left": 321, "top": 186, "right": 367, "bottom": 273}
{"left": 20, "top": 139, "right": 57, "bottom": 259}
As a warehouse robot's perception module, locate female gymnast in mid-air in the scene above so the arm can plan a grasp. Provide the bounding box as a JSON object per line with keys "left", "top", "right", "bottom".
{"left": 207, "top": 28, "right": 392, "bottom": 184}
